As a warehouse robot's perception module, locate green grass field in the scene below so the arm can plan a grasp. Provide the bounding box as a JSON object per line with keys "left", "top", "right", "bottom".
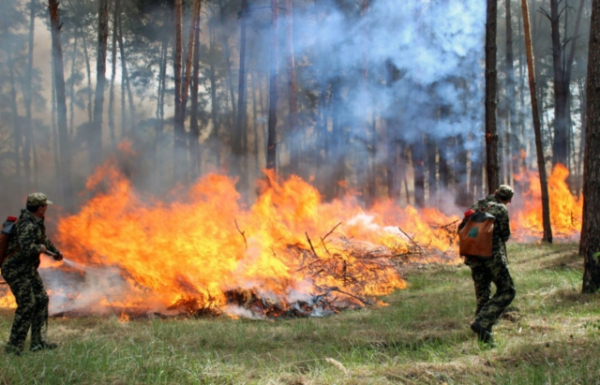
{"left": 2, "top": 242, "right": 599, "bottom": 384}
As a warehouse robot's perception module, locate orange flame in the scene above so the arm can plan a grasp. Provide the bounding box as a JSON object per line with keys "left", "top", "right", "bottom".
{"left": 0, "top": 155, "right": 582, "bottom": 315}
{"left": 0, "top": 159, "right": 465, "bottom": 316}
{"left": 513, "top": 164, "right": 582, "bottom": 240}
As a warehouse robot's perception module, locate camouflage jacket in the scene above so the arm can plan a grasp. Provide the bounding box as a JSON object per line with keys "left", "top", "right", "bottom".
{"left": 471, "top": 195, "right": 511, "bottom": 261}
{"left": 1, "top": 209, "right": 60, "bottom": 274}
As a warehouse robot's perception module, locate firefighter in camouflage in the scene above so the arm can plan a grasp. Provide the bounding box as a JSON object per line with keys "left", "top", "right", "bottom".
{"left": 460, "top": 185, "right": 516, "bottom": 345}
{"left": 2, "top": 193, "right": 63, "bottom": 355}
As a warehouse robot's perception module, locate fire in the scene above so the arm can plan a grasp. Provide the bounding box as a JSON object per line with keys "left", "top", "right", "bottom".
{"left": 0, "top": 157, "right": 463, "bottom": 317}
{"left": 0, "top": 155, "right": 582, "bottom": 317}
{"left": 513, "top": 164, "right": 582, "bottom": 240}
{"left": 0, "top": 289, "right": 16, "bottom": 308}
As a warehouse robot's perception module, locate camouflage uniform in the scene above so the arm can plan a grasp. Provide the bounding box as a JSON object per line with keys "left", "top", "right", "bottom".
{"left": 1, "top": 194, "right": 61, "bottom": 354}
{"left": 461, "top": 189, "right": 516, "bottom": 336}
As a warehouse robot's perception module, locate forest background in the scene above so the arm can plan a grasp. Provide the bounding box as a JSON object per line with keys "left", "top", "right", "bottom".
{"left": 0, "top": 0, "right": 592, "bottom": 221}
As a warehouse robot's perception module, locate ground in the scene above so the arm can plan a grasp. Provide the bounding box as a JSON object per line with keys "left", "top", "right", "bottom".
{"left": 1, "top": 242, "right": 599, "bottom": 384}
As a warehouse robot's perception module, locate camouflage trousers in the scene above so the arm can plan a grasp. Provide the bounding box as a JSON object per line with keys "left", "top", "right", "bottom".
{"left": 4, "top": 268, "right": 49, "bottom": 350}
{"left": 466, "top": 255, "right": 516, "bottom": 330}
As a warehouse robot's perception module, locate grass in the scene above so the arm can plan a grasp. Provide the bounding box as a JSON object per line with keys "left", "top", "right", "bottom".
{"left": 2, "top": 242, "right": 600, "bottom": 384}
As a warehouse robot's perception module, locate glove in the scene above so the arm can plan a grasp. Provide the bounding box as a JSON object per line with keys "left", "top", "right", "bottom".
{"left": 53, "top": 251, "right": 64, "bottom": 261}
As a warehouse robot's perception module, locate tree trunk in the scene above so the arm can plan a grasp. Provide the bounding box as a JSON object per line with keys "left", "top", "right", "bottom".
{"left": 330, "top": 78, "right": 345, "bottom": 198}
{"left": 411, "top": 141, "right": 426, "bottom": 208}
{"left": 517, "top": 10, "right": 528, "bottom": 174}
{"left": 521, "top": 0, "right": 553, "bottom": 243}
{"left": 565, "top": 0, "right": 587, "bottom": 187}
{"left": 181, "top": 0, "right": 202, "bottom": 130}
{"left": 250, "top": 70, "right": 260, "bottom": 179}
{"left": 284, "top": 0, "right": 299, "bottom": 176}
{"left": 69, "top": 36, "right": 78, "bottom": 138}
{"left": 439, "top": 139, "right": 452, "bottom": 195}
{"left": 505, "top": 0, "right": 519, "bottom": 188}
{"left": 8, "top": 54, "right": 22, "bottom": 179}
{"left": 426, "top": 135, "right": 437, "bottom": 206}
{"left": 173, "top": 0, "right": 185, "bottom": 177}
{"left": 80, "top": 27, "right": 93, "bottom": 124}
{"left": 580, "top": 0, "right": 600, "bottom": 293}
{"left": 266, "top": 0, "right": 279, "bottom": 172}
{"left": 24, "top": 0, "right": 37, "bottom": 183}
{"left": 235, "top": 0, "right": 249, "bottom": 187}
{"left": 154, "top": 33, "right": 168, "bottom": 185}
{"left": 455, "top": 135, "right": 471, "bottom": 206}
{"left": 485, "top": 0, "right": 500, "bottom": 194}
{"left": 49, "top": 0, "right": 74, "bottom": 208}
{"left": 50, "top": 43, "right": 61, "bottom": 180}
{"left": 217, "top": 0, "right": 237, "bottom": 131}
{"left": 577, "top": 79, "right": 586, "bottom": 195}
{"left": 91, "top": 0, "right": 109, "bottom": 166}
{"left": 189, "top": 0, "right": 202, "bottom": 177}
{"left": 108, "top": 0, "right": 119, "bottom": 148}
{"left": 117, "top": 12, "right": 136, "bottom": 135}
{"left": 208, "top": 23, "right": 220, "bottom": 167}
{"left": 549, "top": 0, "right": 569, "bottom": 167}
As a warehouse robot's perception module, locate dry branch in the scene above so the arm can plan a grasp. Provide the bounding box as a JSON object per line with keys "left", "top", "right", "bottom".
{"left": 234, "top": 220, "right": 247, "bottom": 248}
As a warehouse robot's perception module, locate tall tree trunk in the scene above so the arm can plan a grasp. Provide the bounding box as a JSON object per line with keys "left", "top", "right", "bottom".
{"left": 234, "top": 0, "right": 249, "bottom": 186}
{"left": 156, "top": 36, "right": 168, "bottom": 134}
{"left": 80, "top": 27, "right": 93, "bottom": 125}
{"left": 181, "top": 0, "right": 202, "bottom": 130}
{"left": 49, "top": 0, "right": 74, "bottom": 208}
{"left": 8, "top": 54, "right": 22, "bottom": 179}
{"left": 358, "top": 0, "right": 376, "bottom": 203}
{"left": 217, "top": 0, "right": 237, "bottom": 132}
{"left": 69, "top": 36, "right": 78, "bottom": 138}
{"left": 517, "top": 10, "right": 529, "bottom": 174}
{"left": 251, "top": 70, "right": 261, "bottom": 179}
{"left": 108, "top": 0, "right": 120, "bottom": 148}
{"left": 439, "top": 139, "right": 452, "bottom": 194}
{"left": 455, "top": 135, "right": 470, "bottom": 206}
{"left": 505, "top": 0, "right": 519, "bottom": 188}
{"left": 485, "top": 0, "right": 500, "bottom": 194}
{"left": 580, "top": 0, "right": 600, "bottom": 293}
{"left": 386, "top": 134, "right": 402, "bottom": 201}
{"left": 266, "top": 0, "right": 279, "bottom": 172}
{"left": 330, "top": 78, "right": 345, "bottom": 198}
{"left": 284, "top": 0, "right": 299, "bottom": 176}
{"left": 565, "top": 0, "right": 587, "bottom": 186}
{"left": 208, "top": 23, "right": 220, "bottom": 167}
{"left": 173, "top": 0, "right": 186, "bottom": 180}
{"left": 189, "top": 0, "right": 202, "bottom": 177}
{"left": 91, "top": 0, "right": 109, "bottom": 166}
{"left": 521, "top": 0, "right": 553, "bottom": 243}
{"left": 549, "top": 0, "right": 569, "bottom": 167}
{"left": 411, "top": 142, "right": 426, "bottom": 208}
{"left": 577, "top": 79, "right": 586, "bottom": 195}
{"left": 24, "top": 0, "right": 37, "bottom": 183}
{"left": 50, "top": 39, "right": 61, "bottom": 181}
{"left": 117, "top": 11, "right": 136, "bottom": 135}
{"left": 426, "top": 135, "right": 437, "bottom": 205}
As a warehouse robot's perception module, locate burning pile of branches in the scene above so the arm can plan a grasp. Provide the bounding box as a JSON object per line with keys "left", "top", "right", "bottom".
{"left": 40, "top": 218, "right": 462, "bottom": 321}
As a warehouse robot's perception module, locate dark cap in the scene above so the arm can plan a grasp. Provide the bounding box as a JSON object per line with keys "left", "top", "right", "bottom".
{"left": 27, "top": 192, "right": 53, "bottom": 206}
{"left": 496, "top": 185, "right": 514, "bottom": 200}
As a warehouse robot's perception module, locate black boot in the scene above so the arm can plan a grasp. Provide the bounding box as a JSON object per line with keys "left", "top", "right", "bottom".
{"left": 470, "top": 322, "right": 494, "bottom": 345}
{"left": 31, "top": 341, "right": 58, "bottom": 352}
{"left": 4, "top": 344, "right": 24, "bottom": 356}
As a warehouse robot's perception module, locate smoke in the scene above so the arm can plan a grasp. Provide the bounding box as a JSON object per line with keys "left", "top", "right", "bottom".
{"left": 281, "top": 0, "right": 486, "bottom": 160}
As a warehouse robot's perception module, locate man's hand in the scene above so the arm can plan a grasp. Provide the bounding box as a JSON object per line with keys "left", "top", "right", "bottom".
{"left": 53, "top": 251, "right": 64, "bottom": 261}
{"left": 39, "top": 244, "right": 47, "bottom": 254}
